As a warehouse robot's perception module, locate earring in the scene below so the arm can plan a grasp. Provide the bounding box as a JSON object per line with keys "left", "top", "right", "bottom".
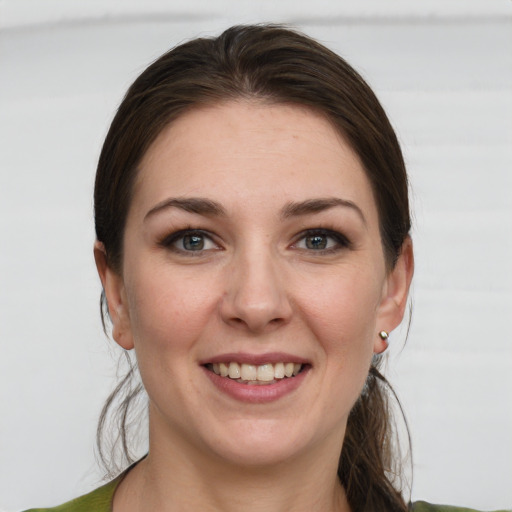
{"left": 377, "top": 330, "right": 389, "bottom": 353}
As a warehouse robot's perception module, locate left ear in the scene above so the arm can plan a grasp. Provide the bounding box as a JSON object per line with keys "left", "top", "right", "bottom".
{"left": 374, "top": 236, "right": 414, "bottom": 353}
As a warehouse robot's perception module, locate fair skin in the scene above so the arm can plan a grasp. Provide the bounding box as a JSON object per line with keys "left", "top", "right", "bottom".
{"left": 95, "top": 101, "right": 413, "bottom": 512}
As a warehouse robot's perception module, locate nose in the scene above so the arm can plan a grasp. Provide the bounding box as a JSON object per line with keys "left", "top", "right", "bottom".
{"left": 220, "top": 247, "right": 292, "bottom": 333}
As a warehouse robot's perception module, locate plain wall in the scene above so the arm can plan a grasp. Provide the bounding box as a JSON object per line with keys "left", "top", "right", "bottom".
{"left": 1, "top": 1, "right": 511, "bottom": 510}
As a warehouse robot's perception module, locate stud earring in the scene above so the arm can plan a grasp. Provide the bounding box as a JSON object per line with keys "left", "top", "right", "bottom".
{"left": 377, "top": 330, "right": 389, "bottom": 353}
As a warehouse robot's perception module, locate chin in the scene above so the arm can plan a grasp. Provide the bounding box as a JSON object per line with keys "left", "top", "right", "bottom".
{"left": 200, "top": 417, "right": 329, "bottom": 469}
{"left": 213, "top": 441, "right": 304, "bottom": 469}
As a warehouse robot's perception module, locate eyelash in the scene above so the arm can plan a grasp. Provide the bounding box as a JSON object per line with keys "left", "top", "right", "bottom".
{"left": 158, "top": 228, "right": 351, "bottom": 255}
{"left": 158, "top": 229, "right": 220, "bottom": 255}
{"left": 292, "top": 229, "right": 351, "bottom": 254}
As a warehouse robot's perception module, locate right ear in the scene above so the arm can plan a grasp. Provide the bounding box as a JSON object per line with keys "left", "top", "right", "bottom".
{"left": 93, "top": 241, "right": 134, "bottom": 350}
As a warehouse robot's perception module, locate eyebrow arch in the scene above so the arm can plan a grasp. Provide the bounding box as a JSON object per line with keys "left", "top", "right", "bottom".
{"left": 144, "top": 197, "right": 227, "bottom": 221}
{"left": 281, "top": 197, "right": 367, "bottom": 225}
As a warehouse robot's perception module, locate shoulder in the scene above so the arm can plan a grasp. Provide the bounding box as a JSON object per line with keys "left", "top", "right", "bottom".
{"left": 411, "top": 501, "right": 511, "bottom": 512}
{"left": 22, "top": 479, "right": 119, "bottom": 512}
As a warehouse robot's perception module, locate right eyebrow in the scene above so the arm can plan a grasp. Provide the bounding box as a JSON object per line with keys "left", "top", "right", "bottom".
{"left": 144, "top": 197, "right": 227, "bottom": 221}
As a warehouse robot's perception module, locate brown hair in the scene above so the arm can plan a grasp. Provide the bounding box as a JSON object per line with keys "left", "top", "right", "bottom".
{"left": 95, "top": 24, "right": 411, "bottom": 512}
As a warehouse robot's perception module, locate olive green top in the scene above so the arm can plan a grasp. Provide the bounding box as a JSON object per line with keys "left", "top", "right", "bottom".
{"left": 23, "top": 478, "right": 510, "bottom": 512}
{"left": 23, "top": 478, "right": 118, "bottom": 512}
{"left": 412, "top": 503, "right": 510, "bottom": 512}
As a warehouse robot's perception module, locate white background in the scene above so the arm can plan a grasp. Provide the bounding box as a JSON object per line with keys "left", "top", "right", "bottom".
{"left": 1, "top": 1, "right": 511, "bottom": 510}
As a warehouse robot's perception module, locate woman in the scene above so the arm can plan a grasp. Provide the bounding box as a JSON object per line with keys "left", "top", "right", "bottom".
{"left": 24, "top": 24, "right": 499, "bottom": 512}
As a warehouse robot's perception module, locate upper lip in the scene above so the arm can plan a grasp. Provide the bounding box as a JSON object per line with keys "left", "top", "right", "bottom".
{"left": 200, "top": 352, "right": 310, "bottom": 366}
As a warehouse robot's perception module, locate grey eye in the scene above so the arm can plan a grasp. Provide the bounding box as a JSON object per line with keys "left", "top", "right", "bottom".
{"left": 305, "top": 234, "right": 329, "bottom": 250}
{"left": 293, "top": 229, "right": 350, "bottom": 253}
{"left": 161, "top": 230, "right": 219, "bottom": 253}
{"left": 182, "top": 234, "right": 205, "bottom": 251}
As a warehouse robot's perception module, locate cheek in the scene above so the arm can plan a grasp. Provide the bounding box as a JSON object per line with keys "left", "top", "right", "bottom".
{"left": 291, "top": 270, "right": 382, "bottom": 431}
{"left": 298, "top": 267, "right": 382, "bottom": 347}
{"left": 296, "top": 266, "right": 383, "bottom": 395}
{"left": 122, "top": 266, "right": 221, "bottom": 409}
{"left": 124, "top": 263, "right": 219, "bottom": 356}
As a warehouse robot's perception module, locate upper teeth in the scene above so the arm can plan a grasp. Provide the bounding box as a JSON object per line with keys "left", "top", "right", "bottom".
{"left": 211, "top": 362, "right": 302, "bottom": 381}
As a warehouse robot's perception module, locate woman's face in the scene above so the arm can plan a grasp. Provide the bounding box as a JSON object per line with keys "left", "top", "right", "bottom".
{"left": 98, "top": 101, "right": 411, "bottom": 467}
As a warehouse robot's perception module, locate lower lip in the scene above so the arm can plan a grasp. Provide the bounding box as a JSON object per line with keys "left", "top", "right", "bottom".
{"left": 202, "top": 366, "right": 310, "bottom": 404}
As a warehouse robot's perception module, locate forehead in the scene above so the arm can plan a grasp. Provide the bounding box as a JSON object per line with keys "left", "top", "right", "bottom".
{"left": 132, "top": 101, "right": 378, "bottom": 224}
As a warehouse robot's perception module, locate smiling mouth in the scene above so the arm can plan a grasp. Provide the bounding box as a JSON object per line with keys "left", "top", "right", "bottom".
{"left": 205, "top": 362, "right": 305, "bottom": 385}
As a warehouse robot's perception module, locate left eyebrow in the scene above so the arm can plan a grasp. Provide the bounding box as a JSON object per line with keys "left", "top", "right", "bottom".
{"left": 281, "top": 197, "right": 367, "bottom": 226}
